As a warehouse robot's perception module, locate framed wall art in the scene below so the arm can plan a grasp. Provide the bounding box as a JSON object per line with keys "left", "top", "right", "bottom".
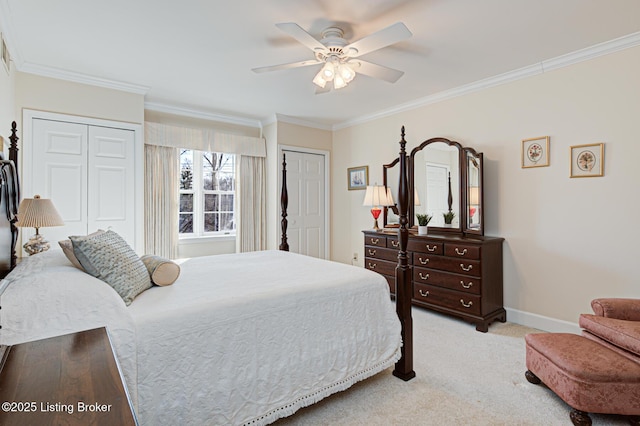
{"left": 347, "top": 165, "right": 368, "bottom": 190}
{"left": 521, "top": 136, "right": 549, "bottom": 168}
{"left": 570, "top": 143, "right": 604, "bottom": 178}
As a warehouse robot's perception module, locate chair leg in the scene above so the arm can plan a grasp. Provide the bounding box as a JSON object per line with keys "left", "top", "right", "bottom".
{"left": 570, "top": 409, "right": 592, "bottom": 426}
{"left": 525, "top": 370, "right": 541, "bottom": 384}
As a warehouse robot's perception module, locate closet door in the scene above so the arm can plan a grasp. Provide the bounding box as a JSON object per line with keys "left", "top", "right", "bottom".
{"left": 87, "top": 126, "right": 135, "bottom": 244}
{"left": 31, "top": 119, "right": 88, "bottom": 246}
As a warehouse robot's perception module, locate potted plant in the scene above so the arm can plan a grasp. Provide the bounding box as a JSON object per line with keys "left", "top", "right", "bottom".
{"left": 416, "top": 213, "right": 432, "bottom": 235}
{"left": 443, "top": 211, "right": 456, "bottom": 225}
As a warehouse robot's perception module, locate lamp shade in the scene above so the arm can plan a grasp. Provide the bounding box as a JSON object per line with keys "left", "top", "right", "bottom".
{"left": 363, "top": 185, "right": 393, "bottom": 207}
{"left": 15, "top": 195, "right": 64, "bottom": 229}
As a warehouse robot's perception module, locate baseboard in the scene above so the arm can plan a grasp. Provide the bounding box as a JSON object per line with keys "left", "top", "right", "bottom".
{"left": 505, "top": 307, "right": 580, "bottom": 334}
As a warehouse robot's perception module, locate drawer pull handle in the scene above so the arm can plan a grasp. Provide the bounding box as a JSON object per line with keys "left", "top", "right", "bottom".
{"left": 426, "top": 245, "right": 436, "bottom": 252}
{"left": 419, "top": 258, "right": 429, "bottom": 265}
{"left": 419, "top": 272, "right": 430, "bottom": 280}
{"left": 461, "top": 281, "right": 473, "bottom": 289}
{"left": 419, "top": 290, "right": 430, "bottom": 297}
{"left": 391, "top": 240, "right": 399, "bottom": 248}
{"left": 368, "top": 262, "right": 377, "bottom": 269}
{"left": 460, "top": 264, "right": 473, "bottom": 272}
{"left": 455, "top": 248, "right": 468, "bottom": 256}
{"left": 368, "top": 249, "right": 376, "bottom": 256}
{"left": 460, "top": 299, "right": 473, "bottom": 308}
{"left": 370, "top": 238, "right": 379, "bottom": 245}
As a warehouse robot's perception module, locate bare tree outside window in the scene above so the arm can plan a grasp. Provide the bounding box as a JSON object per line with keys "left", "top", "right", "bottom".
{"left": 178, "top": 149, "right": 235, "bottom": 236}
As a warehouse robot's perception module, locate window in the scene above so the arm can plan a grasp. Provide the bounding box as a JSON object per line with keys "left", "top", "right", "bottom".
{"left": 179, "top": 149, "right": 235, "bottom": 237}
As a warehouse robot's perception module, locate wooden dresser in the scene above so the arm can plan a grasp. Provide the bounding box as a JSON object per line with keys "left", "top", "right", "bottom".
{"left": 364, "top": 230, "right": 505, "bottom": 332}
{"left": 0, "top": 327, "right": 138, "bottom": 426}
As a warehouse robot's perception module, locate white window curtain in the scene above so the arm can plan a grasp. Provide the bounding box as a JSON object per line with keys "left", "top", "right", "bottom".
{"left": 236, "top": 155, "right": 266, "bottom": 252}
{"left": 145, "top": 122, "right": 266, "bottom": 254}
{"left": 144, "top": 144, "right": 178, "bottom": 258}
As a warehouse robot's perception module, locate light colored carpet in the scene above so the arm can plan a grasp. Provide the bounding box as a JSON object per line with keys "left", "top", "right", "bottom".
{"left": 276, "top": 307, "right": 629, "bottom": 425}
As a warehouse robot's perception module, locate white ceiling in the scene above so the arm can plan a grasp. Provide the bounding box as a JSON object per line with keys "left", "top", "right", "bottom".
{"left": 2, "top": 0, "right": 640, "bottom": 128}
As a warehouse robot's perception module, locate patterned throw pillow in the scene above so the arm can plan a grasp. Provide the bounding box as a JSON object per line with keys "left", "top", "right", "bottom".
{"left": 140, "top": 255, "right": 181, "bottom": 286}
{"left": 58, "top": 230, "right": 106, "bottom": 270}
{"left": 70, "top": 230, "right": 151, "bottom": 305}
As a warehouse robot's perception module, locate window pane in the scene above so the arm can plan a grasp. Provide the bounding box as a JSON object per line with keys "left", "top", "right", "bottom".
{"left": 180, "top": 193, "right": 193, "bottom": 212}
{"left": 179, "top": 213, "right": 193, "bottom": 233}
{"left": 180, "top": 150, "right": 193, "bottom": 190}
{"left": 204, "top": 194, "right": 218, "bottom": 212}
{"left": 220, "top": 194, "right": 234, "bottom": 211}
{"left": 220, "top": 213, "right": 234, "bottom": 231}
{"left": 204, "top": 213, "right": 218, "bottom": 232}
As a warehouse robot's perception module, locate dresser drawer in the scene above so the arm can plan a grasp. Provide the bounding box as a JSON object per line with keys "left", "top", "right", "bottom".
{"left": 413, "top": 283, "right": 481, "bottom": 316}
{"left": 412, "top": 267, "right": 481, "bottom": 295}
{"left": 365, "top": 246, "right": 397, "bottom": 262}
{"left": 407, "top": 239, "right": 443, "bottom": 255}
{"left": 413, "top": 253, "right": 481, "bottom": 277}
{"left": 364, "top": 234, "right": 386, "bottom": 247}
{"left": 444, "top": 243, "right": 480, "bottom": 260}
{"left": 386, "top": 237, "right": 401, "bottom": 249}
{"left": 364, "top": 257, "right": 396, "bottom": 276}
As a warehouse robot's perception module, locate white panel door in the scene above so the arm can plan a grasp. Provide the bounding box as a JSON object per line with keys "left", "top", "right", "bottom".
{"left": 426, "top": 163, "right": 450, "bottom": 227}
{"left": 29, "top": 119, "right": 136, "bottom": 249}
{"left": 284, "top": 150, "right": 325, "bottom": 258}
{"left": 31, "top": 119, "right": 88, "bottom": 245}
{"left": 88, "top": 126, "right": 136, "bottom": 246}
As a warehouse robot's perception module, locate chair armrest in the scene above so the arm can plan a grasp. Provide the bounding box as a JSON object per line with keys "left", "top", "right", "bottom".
{"left": 591, "top": 298, "right": 640, "bottom": 321}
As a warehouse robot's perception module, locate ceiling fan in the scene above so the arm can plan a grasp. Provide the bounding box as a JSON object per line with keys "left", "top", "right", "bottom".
{"left": 252, "top": 22, "right": 412, "bottom": 92}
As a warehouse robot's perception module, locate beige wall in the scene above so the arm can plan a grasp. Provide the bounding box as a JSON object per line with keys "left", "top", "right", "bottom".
{"left": 332, "top": 46, "right": 640, "bottom": 328}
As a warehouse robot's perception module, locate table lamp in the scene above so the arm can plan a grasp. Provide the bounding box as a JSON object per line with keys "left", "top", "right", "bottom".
{"left": 15, "top": 195, "right": 64, "bottom": 255}
{"left": 363, "top": 185, "right": 393, "bottom": 231}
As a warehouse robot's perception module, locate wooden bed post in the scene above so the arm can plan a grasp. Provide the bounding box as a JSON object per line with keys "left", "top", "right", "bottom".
{"left": 279, "top": 152, "right": 289, "bottom": 251}
{"left": 393, "top": 126, "right": 415, "bottom": 381}
{"left": 9, "top": 121, "right": 19, "bottom": 177}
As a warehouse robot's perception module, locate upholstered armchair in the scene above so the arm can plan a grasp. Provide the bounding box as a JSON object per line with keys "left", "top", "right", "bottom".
{"left": 525, "top": 298, "right": 640, "bottom": 425}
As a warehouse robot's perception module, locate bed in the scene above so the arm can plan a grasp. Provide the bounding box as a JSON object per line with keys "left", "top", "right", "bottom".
{"left": 0, "top": 121, "right": 415, "bottom": 425}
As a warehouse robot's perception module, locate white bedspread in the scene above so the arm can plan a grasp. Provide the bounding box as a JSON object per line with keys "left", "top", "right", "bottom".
{"left": 1, "top": 250, "right": 401, "bottom": 425}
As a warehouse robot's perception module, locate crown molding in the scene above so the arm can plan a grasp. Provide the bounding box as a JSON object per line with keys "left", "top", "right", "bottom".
{"left": 19, "top": 62, "right": 150, "bottom": 94}
{"left": 334, "top": 31, "right": 640, "bottom": 131}
{"left": 268, "top": 113, "right": 332, "bottom": 131}
{"left": 145, "top": 102, "right": 262, "bottom": 129}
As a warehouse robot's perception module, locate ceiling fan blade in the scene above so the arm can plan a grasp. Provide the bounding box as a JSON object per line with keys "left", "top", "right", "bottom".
{"left": 353, "top": 60, "right": 405, "bottom": 83}
{"left": 252, "top": 59, "right": 321, "bottom": 74}
{"left": 344, "top": 22, "right": 412, "bottom": 57}
{"left": 275, "top": 23, "right": 327, "bottom": 53}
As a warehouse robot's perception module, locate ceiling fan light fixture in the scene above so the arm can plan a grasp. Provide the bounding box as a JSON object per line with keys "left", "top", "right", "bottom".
{"left": 333, "top": 74, "right": 347, "bottom": 90}
{"left": 320, "top": 62, "right": 335, "bottom": 80}
{"left": 338, "top": 63, "right": 356, "bottom": 83}
{"left": 312, "top": 71, "right": 327, "bottom": 88}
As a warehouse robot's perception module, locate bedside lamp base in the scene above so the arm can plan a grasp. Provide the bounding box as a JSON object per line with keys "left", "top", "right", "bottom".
{"left": 23, "top": 233, "right": 51, "bottom": 256}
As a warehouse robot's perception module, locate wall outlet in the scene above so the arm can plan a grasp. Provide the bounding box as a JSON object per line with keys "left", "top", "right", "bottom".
{"left": 352, "top": 253, "right": 358, "bottom": 261}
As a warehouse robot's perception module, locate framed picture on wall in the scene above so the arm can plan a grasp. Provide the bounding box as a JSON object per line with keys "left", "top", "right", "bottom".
{"left": 521, "top": 136, "right": 549, "bottom": 168}
{"left": 347, "top": 166, "right": 368, "bottom": 190}
{"left": 570, "top": 143, "right": 604, "bottom": 178}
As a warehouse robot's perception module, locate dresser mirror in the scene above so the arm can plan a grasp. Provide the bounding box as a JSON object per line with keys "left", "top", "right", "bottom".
{"left": 382, "top": 157, "right": 400, "bottom": 227}
{"left": 382, "top": 137, "right": 485, "bottom": 236}
{"left": 464, "top": 148, "right": 484, "bottom": 235}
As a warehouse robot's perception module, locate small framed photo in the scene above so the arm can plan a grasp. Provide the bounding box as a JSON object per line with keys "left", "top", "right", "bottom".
{"left": 522, "top": 136, "right": 549, "bottom": 168}
{"left": 570, "top": 143, "right": 604, "bottom": 178}
{"left": 347, "top": 165, "right": 368, "bottom": 190}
